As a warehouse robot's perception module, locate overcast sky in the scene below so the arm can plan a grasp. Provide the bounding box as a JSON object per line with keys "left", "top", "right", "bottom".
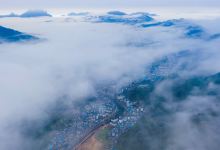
{"left": 0, "top": 0, "right": 220, "bottom": 9}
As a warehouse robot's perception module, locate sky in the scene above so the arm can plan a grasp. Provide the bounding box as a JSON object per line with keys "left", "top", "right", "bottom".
{"left": 0, "top": 0, "right": 220, "bottom": 9}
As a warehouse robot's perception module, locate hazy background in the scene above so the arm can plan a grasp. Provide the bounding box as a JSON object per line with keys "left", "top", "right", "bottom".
{"left": 0, "top": 0, "right": 220, "bottom": 9}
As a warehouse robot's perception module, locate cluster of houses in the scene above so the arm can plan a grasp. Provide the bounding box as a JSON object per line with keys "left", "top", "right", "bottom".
{"left": 47, "top": 85, "right": 147, "bottom": 150}
{"left": 48, "top": 98, "right": 117, "bottom": 150}
{"left": 109, "top": 95, "right": 145, "bottom": 141}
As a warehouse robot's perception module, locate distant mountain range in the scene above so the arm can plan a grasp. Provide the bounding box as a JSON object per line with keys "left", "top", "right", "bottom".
{"left": 93, "top": 12, "right": 154, "bottom": 25}
{"left": 141, "top": 19, "right": 220, "bottom": 40}
{"left": 68, "top": 12, "right": 89, "bottom": 16}
{"left": 0, "top": 10, "right": 52, "bottom": 18}
{"left": 1, "top": 10, "right": 219, "bottom": 43}
{"left": 84, "top": 12, "right": 220, "bottom": 40}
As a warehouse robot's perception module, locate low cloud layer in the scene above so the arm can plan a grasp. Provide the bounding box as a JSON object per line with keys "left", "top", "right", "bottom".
{"left": 0, "top": 13, "right": 220, "bottom": 149}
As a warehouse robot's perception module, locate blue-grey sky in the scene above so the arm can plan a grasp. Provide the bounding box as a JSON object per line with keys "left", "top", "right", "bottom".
{"left": 0, "top": 0, "right": 220, "bottom": 9}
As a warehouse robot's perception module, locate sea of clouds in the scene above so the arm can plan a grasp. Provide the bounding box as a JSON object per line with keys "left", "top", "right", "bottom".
{"left": 0, "top": 11, "right": 220, "bottom": 149}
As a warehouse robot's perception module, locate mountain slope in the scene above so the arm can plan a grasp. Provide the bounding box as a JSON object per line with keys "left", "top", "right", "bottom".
{"left": 0, "top": 26, "right": 38, "bottom": 43}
